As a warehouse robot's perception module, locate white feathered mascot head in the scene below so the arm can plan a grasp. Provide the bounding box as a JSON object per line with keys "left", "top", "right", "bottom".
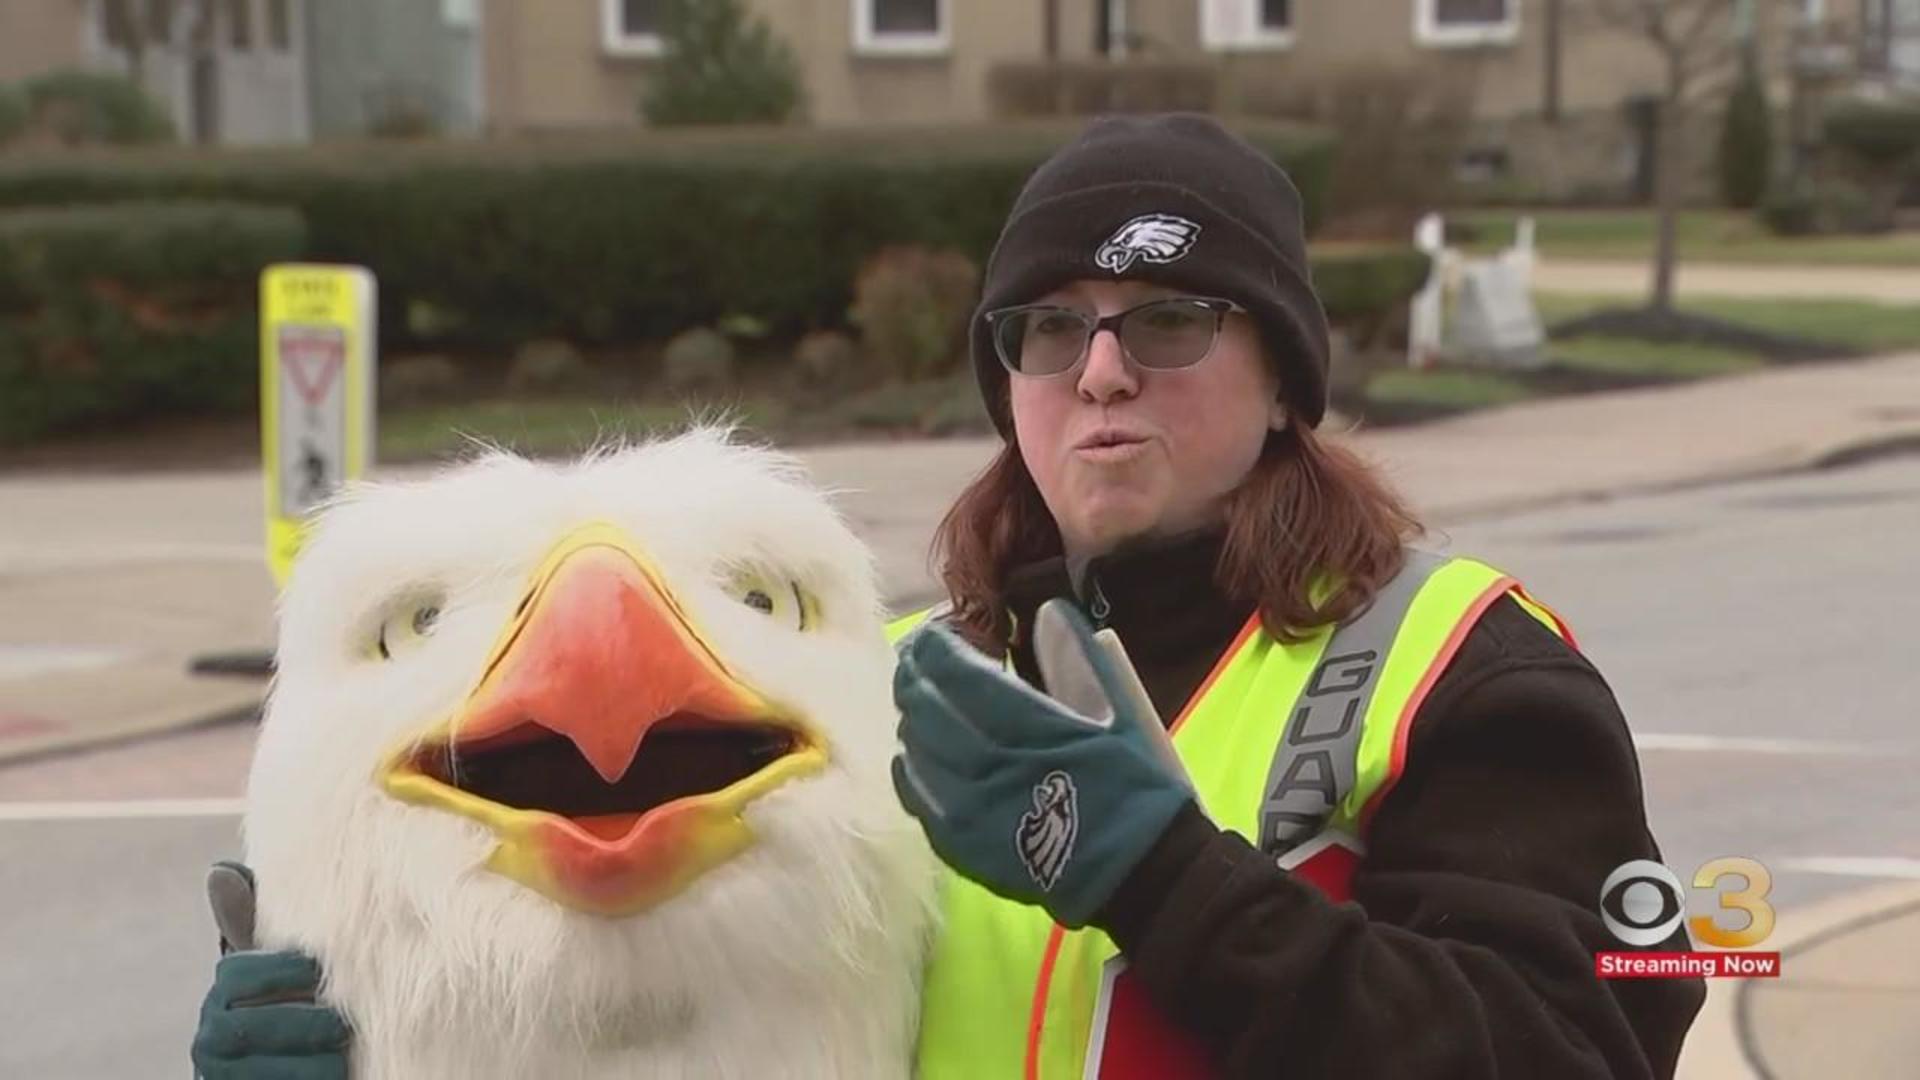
{"left": 242, "top": 427, "right": 935, "bottom": 1080}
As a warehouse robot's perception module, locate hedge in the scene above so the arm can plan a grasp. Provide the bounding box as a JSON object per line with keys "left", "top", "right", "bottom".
{"left": 0, "top": 202, "right": 306, "bottom": 442}
{"left": 1822, "top": 98, "right": 1920, "bottom": 170}
{"left": 0, "top": 122, "right": 1334, "bottom": 351}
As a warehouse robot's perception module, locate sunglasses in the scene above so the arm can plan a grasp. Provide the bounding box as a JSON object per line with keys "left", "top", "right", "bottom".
{"left": 983, "top": 296, "right": 1245, "bottom": 378}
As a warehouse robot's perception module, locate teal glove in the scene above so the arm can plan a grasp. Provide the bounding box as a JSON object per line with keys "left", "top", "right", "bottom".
{"left": 891, "top": 599, "right": 1194, "bottom": 928}
{"left": 191, "top": 862, "right": 351, "bottom": 1080}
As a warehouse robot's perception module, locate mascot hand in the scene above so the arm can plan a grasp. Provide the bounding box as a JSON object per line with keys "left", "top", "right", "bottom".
{"left": 192, "top": 862, "right": 351, "bottom": 1080}
{"left": 891, "top": 599, "right": 1193, "bottom": 928}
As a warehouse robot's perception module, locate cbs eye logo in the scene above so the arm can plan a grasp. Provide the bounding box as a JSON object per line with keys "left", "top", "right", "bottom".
{"left": 1600, "top": 857, "right": 1776, "bottom": 949}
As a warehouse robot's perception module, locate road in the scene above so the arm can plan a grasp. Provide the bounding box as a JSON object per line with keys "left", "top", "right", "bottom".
{"left": 2, "top": 452, "right": 1916, "bottom": 1078}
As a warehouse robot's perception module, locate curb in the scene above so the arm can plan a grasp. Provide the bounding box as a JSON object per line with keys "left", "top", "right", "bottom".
{"left": 0, "top": 697, "right": 260, "bottom": 770}
{"left": 1424, "top": 424, "right": 1920, "bottom": 526}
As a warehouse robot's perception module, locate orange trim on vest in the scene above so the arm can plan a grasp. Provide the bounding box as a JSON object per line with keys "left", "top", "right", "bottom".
{"left": 1169, "top": 612, "right": 1263, "bottom": 735}
{"left": 1513, "top": 583, "right": 1580, "bottom": 651}
{"left": 1026, "top": 925, "right": 1069, "bottom": 1080}
{"left": 1359, "top": 577, "right": 1515, "bottom": 829}
{"left": 1023, "top": 610, "right": 1260, "bottom": 1080}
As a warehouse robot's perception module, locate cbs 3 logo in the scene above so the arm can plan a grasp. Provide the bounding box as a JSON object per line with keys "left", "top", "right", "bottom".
{"left": 1599, "top": 857, "right": 1775, "bottom": 949}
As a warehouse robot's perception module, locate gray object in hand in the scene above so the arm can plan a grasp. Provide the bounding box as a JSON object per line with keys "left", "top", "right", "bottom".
{"left": 1032, "top": 598, "right": 1193, "bottom": 794}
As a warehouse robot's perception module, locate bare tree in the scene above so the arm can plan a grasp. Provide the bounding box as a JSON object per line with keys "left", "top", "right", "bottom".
{"left": 1581, "top": 0, "right": 1774, "bottom": 311}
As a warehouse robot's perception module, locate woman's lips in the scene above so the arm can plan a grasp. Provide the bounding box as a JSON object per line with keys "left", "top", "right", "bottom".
{"left": 1073, "top": 435, "right": 1150, "bottom": 463}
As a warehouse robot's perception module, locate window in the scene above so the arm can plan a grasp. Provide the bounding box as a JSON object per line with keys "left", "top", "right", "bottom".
{"left": 601, "top": 0, "right": 664, "bottom": 58}
{"left": 853, "top": 0, "right": 949, "bottom": 55}
{"left": 227, "top": 0, "right": 252, "bottom": 50}
{"left": 1415, "top": 0, "right": 1519, "bottom": 47}
{"left": 1200, "top": 0, "right": 1295, "bottom": 50}
{"left": 266, "top": 0, "right": 292, "bottom": 51}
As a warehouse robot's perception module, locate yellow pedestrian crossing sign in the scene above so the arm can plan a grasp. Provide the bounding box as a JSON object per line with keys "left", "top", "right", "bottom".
{"left": 261, "top": 264, "right": 377, "bottom": 588}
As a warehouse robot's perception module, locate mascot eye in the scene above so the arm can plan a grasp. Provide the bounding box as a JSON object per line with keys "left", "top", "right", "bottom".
{"left": 374, "top": 599, "right": 442, "bottom": 660}
{"left": 725, "top": 571, "right": 814, "bottom": 632}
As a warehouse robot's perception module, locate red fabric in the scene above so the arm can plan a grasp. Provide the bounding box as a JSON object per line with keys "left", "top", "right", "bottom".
{"left": 1087, "top": 843, "right": 1357, "bottom": 1079}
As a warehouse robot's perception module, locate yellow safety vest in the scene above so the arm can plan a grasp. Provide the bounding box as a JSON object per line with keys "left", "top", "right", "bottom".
{"left": 887, "top": 551, "right": 1573, "bottom": 1080}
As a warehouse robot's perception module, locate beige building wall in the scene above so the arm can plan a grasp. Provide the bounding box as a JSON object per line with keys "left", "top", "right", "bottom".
{"left": 1131, "top": 0, "right": 1662, "bottom": 119}
{"left": 0, "top": 0, "right": 88, "bottom": 83}
{"left": 483, "top": 0, "right": 1068, "bottom": 131}
{"left": 478, "top": 0, "right": 1871, "bottom": 135}
{"left": 1128, "top": 0, "right": 1844, "bottom": 120}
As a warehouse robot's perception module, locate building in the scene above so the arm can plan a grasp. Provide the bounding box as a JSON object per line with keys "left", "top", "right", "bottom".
{"left": 304, "top": 0, "right": 485, "bottom": 138}
{"left": 0, "top": 0, "right": 311, "bottom": 144}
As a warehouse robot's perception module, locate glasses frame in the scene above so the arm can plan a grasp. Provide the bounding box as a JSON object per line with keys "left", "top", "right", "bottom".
{"left": 982, "top": 295, "right": 1247, "bottom": 379}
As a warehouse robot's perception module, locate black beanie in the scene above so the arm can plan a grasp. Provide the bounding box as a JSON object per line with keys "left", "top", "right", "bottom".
{"left": 969, "top": 113, "right": 1330, "bottom": 438}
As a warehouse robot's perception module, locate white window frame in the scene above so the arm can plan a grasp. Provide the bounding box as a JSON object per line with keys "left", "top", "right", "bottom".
{"left": 601, "top": 0, "right": 665, "bottom": 59}
{"left": 1200, "top": 0, "right": 1296, "bottom": 51}
{"left": 852, "top": 0, "right": 950, "bottom": 57}
{"left": 1414, "top": 0, "right": 1520, "bottom": 48}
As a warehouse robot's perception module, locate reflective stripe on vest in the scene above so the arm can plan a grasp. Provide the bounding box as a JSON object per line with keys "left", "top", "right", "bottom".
{"left": 899, "top": 553, "right": 1573, "bottom": 1080}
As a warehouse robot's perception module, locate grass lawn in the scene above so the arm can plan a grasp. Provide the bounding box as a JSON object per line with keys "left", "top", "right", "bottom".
{"left": 1454, "top": 209, "right": 1920, "bottom": 268}
{"left": 1533, "top": 293, "right": 1920, "bottom": 353}
{"left": 1362, "top": 291, "right": 1918, "bottom": 420}
{"left": 1365, "top": 369, "right": 1534, "bottom": 412}
{"left": 1548, "top": 337, "right": 1765, "bottom": 379}
{"left": 378, "top": 395, "right": 795, "bottom": 461}
{"left": 375, "top": 376, "right": 991, "bottom": 462}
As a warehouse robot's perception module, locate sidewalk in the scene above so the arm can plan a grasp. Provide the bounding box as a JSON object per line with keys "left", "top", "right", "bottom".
{"left": 3, "top": 351, "right": 1919, "bottom": 1076}
{"left": 1534, "top": 259, "right": 1920, "bottom": 304}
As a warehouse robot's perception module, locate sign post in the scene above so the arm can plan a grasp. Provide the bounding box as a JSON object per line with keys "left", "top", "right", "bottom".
{"left": 260, "top": 264, "right": 377, "bottom": 589}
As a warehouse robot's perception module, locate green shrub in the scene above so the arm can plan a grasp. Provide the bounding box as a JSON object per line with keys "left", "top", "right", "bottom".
{"left": 0, "top": 202, "right": 304, "bottom": 442}
{"left": 663, "top": 326, "right": 736, "bottom": 391}
{"left": 0, "top": 124, "right": 1332, "bottom": 354}
{"left": 506, "top": 339, "right": 591, "bottom": 393}
{"left": 1311, "top": 245, "right": 1431, "bottom": 409}
{"left": 1821, "top": 97, "right": 1920, "bottom": 170}
{"left": 0, "top": 86, "right": 27, "bottom": 146}
{"left": 641, "top": 0, "right": 805, "bottom": 126}
{"left": 1717, "top": 58, "right": 1773, "bottom": 209}
{"left": 794, "top": 328, "right": 857, "bottom": 387}
{"left": 849, "top": 247, "right": 979, "bottom": 381}
{"left": 1758, "top": 178, "right": 1881, "bottom": 236}
{"left": 1311, "top": 245, "right": 1433, "bottom": 332}
{"left": 381, "top": 354, "right": 464, "bottom": 406}
{"left": 20, "top": 70, "right": 175, "bottom": 145}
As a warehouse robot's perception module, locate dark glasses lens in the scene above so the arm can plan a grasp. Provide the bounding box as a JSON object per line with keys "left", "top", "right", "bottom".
{"left": 988, "top": 298, "right": 1233, "bottom": 377}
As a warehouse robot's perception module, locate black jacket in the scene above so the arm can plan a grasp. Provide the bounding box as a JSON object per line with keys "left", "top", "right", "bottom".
{"left": 998, "top": 529, "right": 1705, "bottom": 1079}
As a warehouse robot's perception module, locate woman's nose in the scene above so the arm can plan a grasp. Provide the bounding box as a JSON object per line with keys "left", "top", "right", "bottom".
{"left": 1077, "top": 328, "right": 1139, "bottom": 404}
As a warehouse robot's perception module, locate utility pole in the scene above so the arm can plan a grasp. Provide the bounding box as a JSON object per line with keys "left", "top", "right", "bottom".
{"left": 1544, "top": 0, "right": 1563, "bottom": 123}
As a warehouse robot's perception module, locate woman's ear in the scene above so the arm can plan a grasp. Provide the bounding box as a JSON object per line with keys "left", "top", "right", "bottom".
{"left": 1268, "top": 397, "right": 1290, "bottom": 432}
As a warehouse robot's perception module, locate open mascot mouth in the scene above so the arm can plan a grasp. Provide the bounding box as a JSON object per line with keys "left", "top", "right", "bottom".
{"left": 380, "top": 524, "right": 825, "bottom": 916}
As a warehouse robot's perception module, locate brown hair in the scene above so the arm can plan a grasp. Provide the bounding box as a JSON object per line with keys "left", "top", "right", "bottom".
{"left": 928, "top": 420, "right": 1424, "bottom": 654}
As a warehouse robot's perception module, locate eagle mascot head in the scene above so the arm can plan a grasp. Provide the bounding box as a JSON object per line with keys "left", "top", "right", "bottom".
{"left": 241, "top": 427, "right": 935, "bottom": 1079}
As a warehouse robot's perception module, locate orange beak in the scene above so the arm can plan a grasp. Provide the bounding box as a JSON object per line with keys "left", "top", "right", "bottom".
{"left": 380, "top": 524, "right": 825, "bottom": 916}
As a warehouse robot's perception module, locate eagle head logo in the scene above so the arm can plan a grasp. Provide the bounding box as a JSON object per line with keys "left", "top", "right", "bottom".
{"left": 1093, "top": 213, "right": 1202, "bottom": 274}
{"left": 1017, "top": 770, "right": 1080, "bottom": 891}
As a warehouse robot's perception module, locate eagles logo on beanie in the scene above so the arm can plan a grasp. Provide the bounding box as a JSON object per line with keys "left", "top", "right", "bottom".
{"left": 969, "top": 113, "right": 1331, "bottom": 438}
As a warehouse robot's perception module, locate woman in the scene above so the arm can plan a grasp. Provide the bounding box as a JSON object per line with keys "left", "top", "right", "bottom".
{"left": 888, "top": 113, "right": 1701, "bottom": 1078}
{"left": 194, "top": 114, "right": 1703, "bottom": 1078}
